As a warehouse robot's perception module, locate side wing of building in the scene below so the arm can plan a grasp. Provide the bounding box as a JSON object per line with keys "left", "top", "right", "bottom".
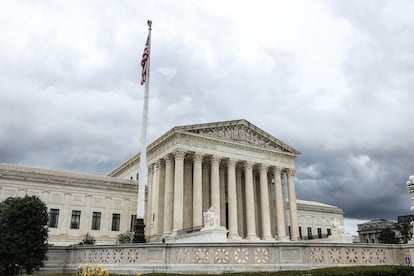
{"left": 0, "top": 163, "right": 138, "bottom": 246}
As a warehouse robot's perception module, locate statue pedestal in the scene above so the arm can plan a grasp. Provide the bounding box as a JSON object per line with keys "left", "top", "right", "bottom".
{"left": 166, "top": 207, "right": 228, "bottom": 243}
{"left": 170, "top": 226, "right": 228, "bottom": 243}
{"left": 325, "top": 234, "right": 353, "bottom": 243}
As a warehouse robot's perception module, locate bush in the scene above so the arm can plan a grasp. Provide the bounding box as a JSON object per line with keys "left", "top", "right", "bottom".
{"left": 0, "top": 196, "right": 48, "bottom": 275}
{"left": 78, "top": 233, "right": 96, "bottom": 245}
{"left": 117, "top": 231, "right": 133, "bottom": 244}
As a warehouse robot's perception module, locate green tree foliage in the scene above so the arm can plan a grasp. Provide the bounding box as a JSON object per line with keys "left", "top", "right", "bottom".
{"left": 117, "top": 230, "right": 133, "bottom": 244}
{"left": 0, "top": 196, "right": 48, "bottom": 275}
{"left": 378, "top": 227, "right": 399, "bottom": 244}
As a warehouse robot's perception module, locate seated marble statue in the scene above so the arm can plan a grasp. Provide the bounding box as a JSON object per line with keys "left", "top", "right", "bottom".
{"left": 331, "top": 218, "right": 345, "bottom": 235}
{"left": 203, "top": 207, "right": 219, "bottom": 229}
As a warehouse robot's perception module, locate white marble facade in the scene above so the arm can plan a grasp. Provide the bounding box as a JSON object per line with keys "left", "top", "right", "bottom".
{"left": 0, "top": 163, "right": 139, "bottom": 246}
{"left": 109, "top": 119, "right": 343, "bottom": 242}
{"left": 0, "top": 119, "right": 345, "bottom": 245}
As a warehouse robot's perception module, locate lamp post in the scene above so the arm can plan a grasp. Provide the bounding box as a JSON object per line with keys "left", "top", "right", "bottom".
{"left": 406, "top": 175, "right": 414, "bottom": 243}
{"left": 406, "top": 175, "right": 414, "bottom": 212}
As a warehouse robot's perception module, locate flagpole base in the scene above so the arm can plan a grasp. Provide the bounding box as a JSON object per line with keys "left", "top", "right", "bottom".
{"left": 132, "top": 218, "right": 146, "bottom": 243}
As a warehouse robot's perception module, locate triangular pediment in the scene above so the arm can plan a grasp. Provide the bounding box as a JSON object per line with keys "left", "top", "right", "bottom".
{"left": 175, "top": 119, "right": 300, "bottom": 155}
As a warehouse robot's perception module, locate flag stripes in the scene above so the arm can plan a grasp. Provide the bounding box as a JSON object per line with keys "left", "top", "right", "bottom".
{"left": 140, "top": 35, "right": 149, "bottom": 85}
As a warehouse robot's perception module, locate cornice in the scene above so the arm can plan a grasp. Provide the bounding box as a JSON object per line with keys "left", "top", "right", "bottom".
{"left": 107, "top": 153, "right": 140, "bottom": 177}
{"left": 0, "top": 163, "right": 137, "bottom": 191}
{"left": 295, "top": 200, "right": 344, "bottom": 215}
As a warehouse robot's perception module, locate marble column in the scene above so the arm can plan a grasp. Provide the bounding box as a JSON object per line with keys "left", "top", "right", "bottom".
{"left": 274, "top": 167, "right": 287, "bottom": 241}
{"left": 287, "top": 168, "right": 299, "bottom": 241}
{"left": 202, "top": 164, "right": 210, "bottom": 213}
{"left": 259, "top": 164, "right": 273, "bottom": 240}
{"left": 227, "top": 159, "right": 241, "bottom": 239}
{"left": 219, "top": 165, "right": 226, "bottom": 226}
{"left": 150, "top": 161, "right": 160, "bottom": 237}
{"left": 172, "top": 150, "right": 185, "bottom": 235}
{"left": 210, "top": 155, "right": 221, "bottom": 224}
{"left": 236, "top": 167, "right": 245, "bottom": 237}
{"left": 193, "top": 153, "right": 203, "bottom": 228}
{"left": 145, "top": 165, "right": 154, "bottom": 238}
{"left": 244, "top": 161, "right": 258, "bottom": 240}
{"left": 163, "top": 155, "right": 174, "bottom": 236}
{"left": 183, "top": 161, "right": 193, "bottom": 229}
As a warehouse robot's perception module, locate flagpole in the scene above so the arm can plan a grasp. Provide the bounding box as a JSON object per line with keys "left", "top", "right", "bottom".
{"left": 133, "top": 19, "right": 152, "bottom": 243}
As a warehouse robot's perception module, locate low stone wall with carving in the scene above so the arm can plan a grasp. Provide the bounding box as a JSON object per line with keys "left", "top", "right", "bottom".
{"left": 42, "top": 243, "right": 413, "bottom": 274}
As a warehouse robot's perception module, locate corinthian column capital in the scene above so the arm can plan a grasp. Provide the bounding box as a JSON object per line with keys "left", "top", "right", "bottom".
{"left": 165, "top": 155, "right": 174, "bottom": 165}
{"left": 258, "top": 163, "right": 268, "bottom": 173}
{"left": 244, "top": 161, "right": 254, "bottom": 170}
{"left": 193, "top": 152, "right": 203, "bottom": 163}
{"left": 272, "top": 166, "right": 282, "bottom": 175}
{"left": 287, "top": 168, "right": 296, "bottom": 177}
{"left": 174, "top": 150, "right": 186, "bottom": 160}
{"left": 227, "top": 158, "right": 237, "bottom": 168}
{"left": 211, "top": 155, "right": 221, "bottom": 165}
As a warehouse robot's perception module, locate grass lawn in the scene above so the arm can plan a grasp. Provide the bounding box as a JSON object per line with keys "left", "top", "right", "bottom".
{"left": 144, "top": 266, "right": 414, "bottom": 276}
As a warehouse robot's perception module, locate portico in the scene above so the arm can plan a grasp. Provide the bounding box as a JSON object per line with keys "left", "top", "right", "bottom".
{"left": 109, "top": 119, "right": 301, "bottom": 242}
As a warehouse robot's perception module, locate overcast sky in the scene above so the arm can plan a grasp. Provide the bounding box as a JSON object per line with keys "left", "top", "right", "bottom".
{"left": 1, "top": 0, "right": 413, "bottom": 234}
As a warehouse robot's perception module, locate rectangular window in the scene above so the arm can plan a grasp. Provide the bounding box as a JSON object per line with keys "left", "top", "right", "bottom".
{"left": 48, "top": 208, "right": 60, "bottom": 228}
{"left": 70, "top": 210, "right": 81, "bottom": 229}
{"left": 327, "top": 228, "right": 331, "bottom": 236}
{"left": 299, "top": 226, "right": 303, "bottom": 240}
{"left": 288, "top": 226, "right": 291, "bottom": 239}
{"left": 317, "top": 228, "right": 322, "bottom": 238}
{"left": 112, "top": 213, "right": 121, "bottom": 231}
{"left": 130, "top": 214, "right": 137, "bottom": 231}
{"left": 91, "top": 212, "right": 101, "bottom": 230}
{"left": 307, "top": 227, "right": 312, "bottom": 239}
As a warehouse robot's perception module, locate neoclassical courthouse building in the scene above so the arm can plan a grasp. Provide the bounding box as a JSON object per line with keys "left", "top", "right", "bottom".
{"left": 0, "top": 119, "right": 344, "bottom": 245}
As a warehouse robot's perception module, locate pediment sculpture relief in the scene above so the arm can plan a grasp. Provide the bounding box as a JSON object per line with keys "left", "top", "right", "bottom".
{"left": 187, "top": 125, "right": 291, "bottom": 153}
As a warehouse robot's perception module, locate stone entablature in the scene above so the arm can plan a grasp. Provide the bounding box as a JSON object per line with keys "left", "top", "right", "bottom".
{"left": 108, "top": 119, "right": 299, "bottom": 178}
{"left": 43, "top": 243, "right": 410, "bottom": 274}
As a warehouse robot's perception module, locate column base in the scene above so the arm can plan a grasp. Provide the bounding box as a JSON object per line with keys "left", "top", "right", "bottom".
{"left": 228, "top": 233, "right": 242, "bottom": 240}
{"left": 245, "top": 235, "right": 260, "bottom": 241}
{"left": 132, "top": 218, "right": 146, "bottom": 243}
{"left": 290, "top": 236, "right": 300, "bottom": 241}
{"left": 276, "top": 236, "right": 290, "bottom": 242}
{"left": 261, "top": 235, "right": 275, "bottom": 241}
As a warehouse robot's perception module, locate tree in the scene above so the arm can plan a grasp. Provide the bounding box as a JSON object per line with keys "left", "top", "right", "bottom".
{"left": 378, "top": 227, "right": 399, "bottom": 244}
{"left": 0, "top": 196, "right": 48, "bottom": 275}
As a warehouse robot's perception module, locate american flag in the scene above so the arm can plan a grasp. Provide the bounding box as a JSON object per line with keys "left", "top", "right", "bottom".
{"left": 140, "top": 35, "right": 149, "bottom": 85}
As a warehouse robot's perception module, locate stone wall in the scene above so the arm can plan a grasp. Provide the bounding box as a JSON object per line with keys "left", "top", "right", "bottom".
{"left": 42, "top": 243, "right": 413, "bottom": 274}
